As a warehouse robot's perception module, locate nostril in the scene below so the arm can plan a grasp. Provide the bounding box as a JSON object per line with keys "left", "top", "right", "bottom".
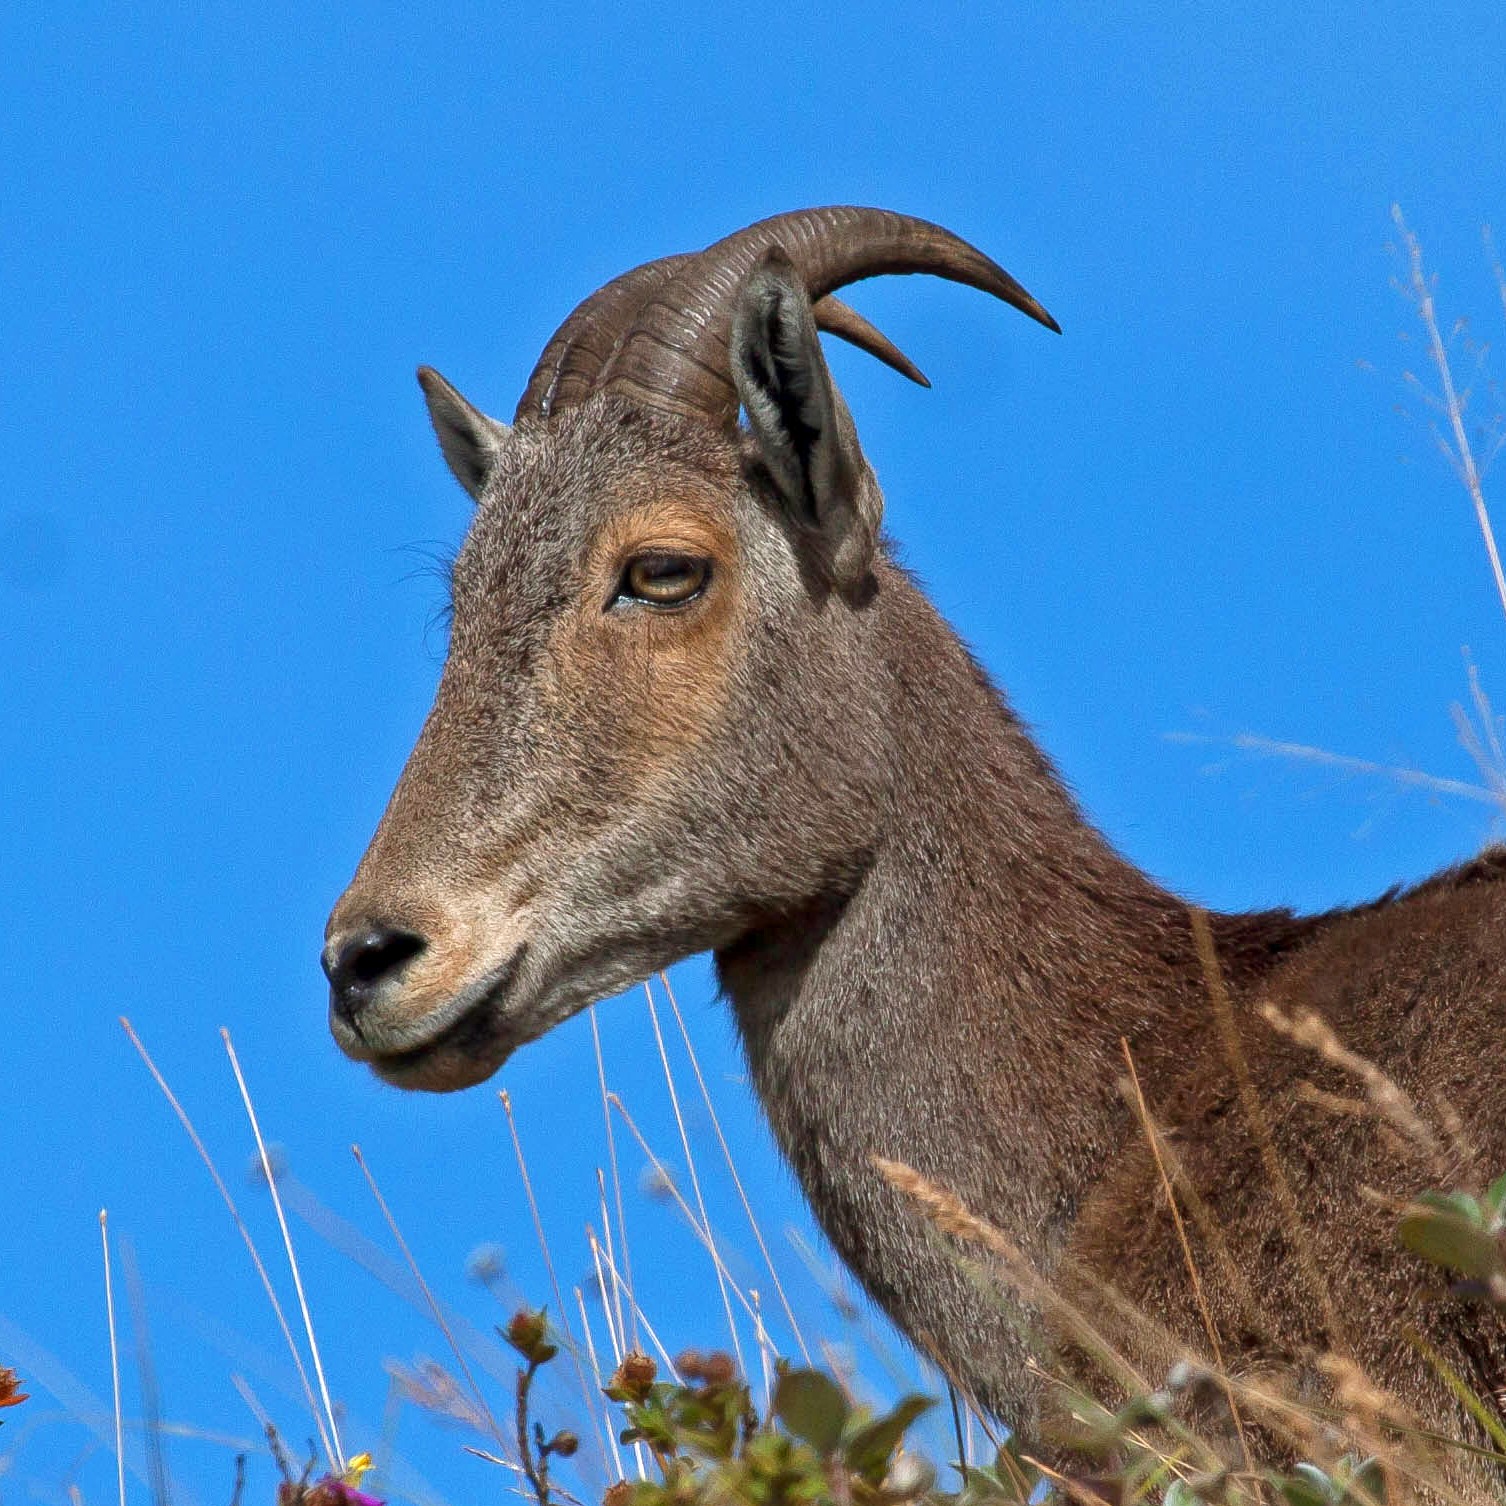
{"left": 325, "top": 925, "right": 428, "bottom": 1025}
{"left": 345, "top": 928, "right": 426, "bottom": 985}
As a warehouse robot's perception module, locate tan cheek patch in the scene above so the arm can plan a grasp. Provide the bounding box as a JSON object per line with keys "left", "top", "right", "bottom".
{"left": 549, "top": 496, "right": 744, "bottom": 777}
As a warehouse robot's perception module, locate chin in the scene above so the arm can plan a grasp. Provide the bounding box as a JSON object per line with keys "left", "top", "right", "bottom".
{"left": 339, "top": 994, "right": 525, "bottom": 1093}
{"left": 369, "top": 1040, "right": 511, "bottom": 1093}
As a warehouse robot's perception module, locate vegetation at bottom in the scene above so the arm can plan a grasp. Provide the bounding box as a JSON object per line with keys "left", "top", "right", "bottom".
{"left": 249, "top": 1161, "right": 1506, "bottom": 1506}
{"left": 484, "top": 1165, "right": 1506, "bottom": 1506}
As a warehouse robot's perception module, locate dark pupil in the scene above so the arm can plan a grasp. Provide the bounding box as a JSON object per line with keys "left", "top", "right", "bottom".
{"left": 633, "top": 556, "right": 700, "bottom": 598}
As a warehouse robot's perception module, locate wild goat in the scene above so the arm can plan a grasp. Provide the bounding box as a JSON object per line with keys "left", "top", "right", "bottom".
{"left": 325, "top": 207, "right": 1506, "bottom": 1478}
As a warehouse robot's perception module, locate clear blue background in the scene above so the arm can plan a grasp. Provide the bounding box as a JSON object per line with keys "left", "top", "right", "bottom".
{"left": 4, "top": 4, "right": 1505, "bottom": 1502}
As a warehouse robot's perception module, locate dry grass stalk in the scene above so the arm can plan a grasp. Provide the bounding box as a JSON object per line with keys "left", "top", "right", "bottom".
{"left": 1190, "top": 909, "right": 1351, "bottom": 1357}
{"left": 498, "top": 1090, "right": 611, "bottom": 1471}
{"left": 1319, "top": 1353, "right": 1416, "bottom": 1495}
{"left": 1429, "top": 1095, "right": 1477, "bottom": 1178}
{"left": 641, "top": 979, "right": 745, "bottom": 1374}
{"left": 1119, "top": 1038, "right": 1254, "bottom": 1474}
{"left": 221, "top": 1028, "right": 344, "bottom": 1471}
{"left": 1294, "top": 1082, "right": 1373, "bottom": 1120}
{"left": 589, "top": 1006, "right": 636, "bottom": 1351}
{"left": 121, "top": 1018, "right": 336, "bottom": 1471}
{"left": 585, "top": 1227, "right": 681, "bottom": 1383}
{"left": 1450, "top": 655, "right": 1506, "bottom": 805}
{"left": 659, "top": 969, "right": 813, "bottom": 1364}
{"left": 870, "top": 1155, "right": 1159, "bottom": 1419}
{"left": 1393, "top": 204, "right": 1506, "bottom": 624}
{"left": 922, "top": 1185, "right": 1317, "bottom": 1476}
{"left": 386, "top": 1358, "right": 493, "bottom": 1433}
{"left": 572, "top": 1286, "right": 629, "bottom": 1482}
{"left": 1257, "top": 1002, "right": 1449, "bottom": 1175}
{"left": 1133, "top": 1129, "right": 1264, "bottom": 1339}
{"left": 99, "top": 1209, "right": 126, "bottom": 1506}
{"left": 604, "top": 1091, "right": 764, "bottom": 1333}
{"left": 350, "top": 1145, "right": 514, "bottom": 1464}
{"left": 1164, "top": 733, "right": 1499, "bottom": 809}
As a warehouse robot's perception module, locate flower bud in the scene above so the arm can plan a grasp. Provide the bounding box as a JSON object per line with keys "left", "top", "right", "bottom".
{"left": 504, "top": 1308, "right": 549, "bottom": 1361}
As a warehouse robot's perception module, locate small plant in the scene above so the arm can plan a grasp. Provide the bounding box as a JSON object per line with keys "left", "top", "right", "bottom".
{"left": 608, "top": 1352, "right": 938, "bottom": 1506}
{"left": 269, "top": 1434, "right": 385, "bottom": 1506}
{"left": 505, "top": 1308, "right": 581, "bottom": 1506}
{"left": 1269, "top": 1456, "right": 1387, "bottom": 1506}
{"left": 0, "top": 1366, "right": 28, "bottom": 1426}
{"left": 503, "top": 1307, "right": 947, "bottom": 1506}
{"left": 1398, "top": 1175, "right": 1506, "bottom": 1306}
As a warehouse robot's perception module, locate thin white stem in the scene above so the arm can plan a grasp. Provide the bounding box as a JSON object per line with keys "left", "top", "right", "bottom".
{"left": 1486, "top": 224, "right": 1506, "bottom": 338}
{"left": 229, "top": 1372, "right": 273, "bottom": 1434}
{"left": 498, "top": 1090, "right": 610, "bottom": 1468}
{"left": 1167, "top": 731, "right": 1501, "bottom": 808}
{"left": 587, "top": 1229, "right": 680, "bottom": 1383}
{"left": 606, "top": 1093, "right": 764, "bottom": 1334}
{"left": 642, "top": 981, "right": 744, "bottom": 1373}
{"left": 121, "top": 1019, "right": 333, "bottom": 1468}
{"left": 100, "top": 1210, "right": 126, "bottom": 1506}
{"left": 574, "top": 1286, "right": 625, "bottom": 1483}
{"left": 588, "top": 1232, "right": 622, "bottom": 1366}
{"left": 594, "top": 1168, "right": 624, "bottom": 1362}
{"left": 1451, "top": 700, "right": 1506, "bottom": 802}
{"left": 751, "top": 1289, "right": 772, "bottom": 1419}
{"left": 1395, "top": 204, "right": 1506, "bottom": 624}
{"left": 221, "top": 1028, "right": 343, "bottom": 1472}
{"left": 589, "top": 1007, "right": 635, "bottom": 1350}
{"left": 351, "top": 1145, "right": 511, "bottom": 1461}
{"left": 660, "top": 970, "right": 811, "bottom": 1362}
{"left": 585, "top": 1241, "right": 645, "bottom": 1481}
{"left": 786, "top": 1229, "right": 915, "bottom": 1394}
{"left": 1471, "top": 659, "right": 1506, "bottom": 773}
{"left": 1464, "top": 650, "right": 1506, "bottom": 795}
{"left": 593, "top": 1168, "right": 614, "bottom": 1282}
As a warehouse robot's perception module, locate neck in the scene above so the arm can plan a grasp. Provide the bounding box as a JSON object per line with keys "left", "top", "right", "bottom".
{"left": 714, "top": 566, "right": 1275, "bottom": 1424}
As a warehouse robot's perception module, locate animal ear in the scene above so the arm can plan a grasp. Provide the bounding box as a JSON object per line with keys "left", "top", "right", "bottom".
{"left": 416, "top": 366, "right": 511, "bottom": 501}
{"left": 731, "top": 250, "right": 882, "bottom": 594}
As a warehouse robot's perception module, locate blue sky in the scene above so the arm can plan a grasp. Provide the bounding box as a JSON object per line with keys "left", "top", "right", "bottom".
{"left": 4, "top": 3, "right": 1506, "bottom": 1502}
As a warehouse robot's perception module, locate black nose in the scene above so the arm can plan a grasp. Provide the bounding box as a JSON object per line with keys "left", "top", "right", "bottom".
{"left": 323, "top": 924, "right": 427, "bottom": 1028}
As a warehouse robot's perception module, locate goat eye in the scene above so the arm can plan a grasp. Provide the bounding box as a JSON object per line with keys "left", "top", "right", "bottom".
{"left": 620, "top": 554, "right": 709, "bottom": 607}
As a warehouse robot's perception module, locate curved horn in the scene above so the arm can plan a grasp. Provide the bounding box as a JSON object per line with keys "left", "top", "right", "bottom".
{"left": 515, "top": 254, "right": 691, "bottom": 421}
{"left": 601, "top": 206, "right": 1058, "bottom": 423}
{"left": 814, "top": 296, "right": 930, "bottom": 387}
{"left": 517, "top": 259, "right": 930, "bottom": 421}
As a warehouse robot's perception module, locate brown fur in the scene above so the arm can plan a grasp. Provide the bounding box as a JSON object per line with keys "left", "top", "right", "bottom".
{"left": 326, "top": 217, "right": 1506, "bottom": 1490}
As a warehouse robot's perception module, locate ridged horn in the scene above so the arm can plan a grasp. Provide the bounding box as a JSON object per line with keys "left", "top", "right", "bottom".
{"left": 516, "top": 262, "right": 931, "bottom": 421}
{"left": 600, "top": 206, "right": 1058, "bottom": 423}
{"left": 515, "top": 255, "right": 691, "bottom": 421}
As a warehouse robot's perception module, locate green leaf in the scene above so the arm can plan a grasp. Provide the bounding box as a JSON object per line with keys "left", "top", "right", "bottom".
{"left": 1278, "top": 1463, "right": 1339, "bottom": 1506}
{"left": 1276, "top": 1481, "right": 1331, "bottom": 1506}
{"left": 994, "top": 1439, "right": 1042, "bottom": 1498}
{"left": 1410, "top": 1190, "right": 1483, "bottom": 1224}
{"left": 842, "top": 1394, "right": 934, "bottom": 1480}
{"left": 1345, "top": 1456, "right": 1385, "bottom": 1505}
{"left": 1399, "top": 1204, "right": 1505, "bottom": 1280}
{"left": 1482, "top": 1175, "right": 1506, "bottom": 1226}
{"left": 772, "top": 1369, "right": 851, "bottom": 1455}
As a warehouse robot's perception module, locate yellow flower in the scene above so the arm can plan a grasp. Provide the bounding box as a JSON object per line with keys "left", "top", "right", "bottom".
{"left": 342, "top": 1453, "right": 374, "bottom": 1486}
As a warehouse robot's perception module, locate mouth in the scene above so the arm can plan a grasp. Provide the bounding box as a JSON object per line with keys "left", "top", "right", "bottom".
{"left": 344, "top": 946, "right": 528, "bottom": 1091}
